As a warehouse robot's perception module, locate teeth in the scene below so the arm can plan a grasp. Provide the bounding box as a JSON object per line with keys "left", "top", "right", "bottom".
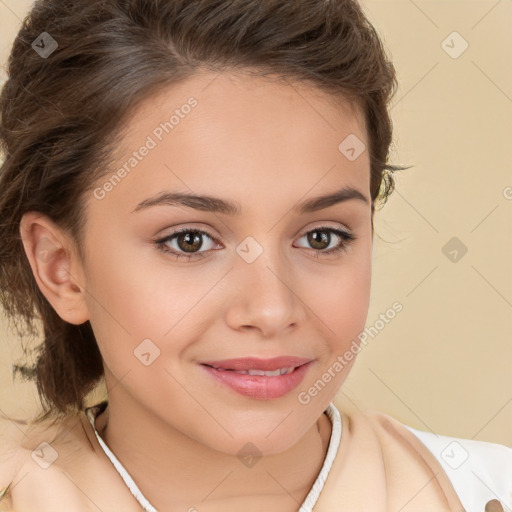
{"left": 248, "top": 369, "right": 279, "bottom": 376}
{"left": 221, "top": 367, "right": 295, "bottom": 376}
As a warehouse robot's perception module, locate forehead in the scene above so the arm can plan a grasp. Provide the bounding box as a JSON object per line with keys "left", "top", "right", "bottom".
{"left": 93, "top": 70, "right": 370, "bottom": 217}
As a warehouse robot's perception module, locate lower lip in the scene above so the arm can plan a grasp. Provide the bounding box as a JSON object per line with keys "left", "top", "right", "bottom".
{"left": 200, "top": 362, "right": 313, "bottom": 399}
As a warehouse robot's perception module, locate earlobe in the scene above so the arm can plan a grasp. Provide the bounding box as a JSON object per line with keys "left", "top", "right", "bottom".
{"left": 19, "top": 212, "right": 89, "bottom": 325}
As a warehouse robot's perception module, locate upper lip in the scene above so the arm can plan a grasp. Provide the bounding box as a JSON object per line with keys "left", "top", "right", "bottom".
{"left": 200, "top": 356, "right": 313, "bottom": 371}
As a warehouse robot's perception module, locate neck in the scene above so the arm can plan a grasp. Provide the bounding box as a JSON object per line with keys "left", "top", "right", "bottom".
{"left": 95, "top": 389, "right": 332, "bottom": 511}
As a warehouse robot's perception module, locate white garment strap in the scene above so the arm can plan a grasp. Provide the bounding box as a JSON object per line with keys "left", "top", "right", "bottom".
{"left": 85, "top": 403, "right": 157, "bottom": 512}
{"left": 85, "top": 402, "right": 342, "bottom": 512}
{"left": 405, "top": 425, "right": 512, "bottom": 512}
{"left": 299, "top": 403, "right": 342, "bottom": 511}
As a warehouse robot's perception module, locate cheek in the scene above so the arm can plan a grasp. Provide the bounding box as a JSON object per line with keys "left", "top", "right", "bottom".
{"left": 80, "top": 233, "right": 170, "bottom": 359}
{"left": 305, "top": 245, "right": 372, "bottom": 385}
{"left": 314, "top": 250, "right": 372, "bottom": 340}
{"left": 340, "top": 256, "right": 372, "bottom": 332}
{"left": 82, "top": 233, "right": 221, "bottom": 368}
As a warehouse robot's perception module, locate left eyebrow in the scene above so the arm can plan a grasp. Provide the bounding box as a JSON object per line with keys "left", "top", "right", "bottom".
{"left": 298, "top": 186, "right": 369, "bottom": 213}
{"left": 131, "top": 186, "right": 369, "bottom": 216}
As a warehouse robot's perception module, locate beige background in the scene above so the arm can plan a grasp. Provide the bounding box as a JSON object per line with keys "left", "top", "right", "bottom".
{"left": 1, "top": 1, "right": 511, "bottom": 445}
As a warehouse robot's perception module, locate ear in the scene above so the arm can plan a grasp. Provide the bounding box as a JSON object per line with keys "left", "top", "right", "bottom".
{"left": 19, "top": 212, "right": 89, "bottom": 325}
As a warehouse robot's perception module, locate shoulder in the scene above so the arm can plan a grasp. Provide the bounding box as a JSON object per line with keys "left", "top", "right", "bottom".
{"left": 0, "top": 407, "right": 143, "bottom": 511}
{"left": 404, "top": 424, "right": 512, "bottom": 512}
{"left": 0, "top": 411, "right": 97, "bottom": 511}
{"left": 365, "top": 407, "right": 512, "bottom": 512}
{"left": 0, "top": 420, "right": 25, "bottom": 511}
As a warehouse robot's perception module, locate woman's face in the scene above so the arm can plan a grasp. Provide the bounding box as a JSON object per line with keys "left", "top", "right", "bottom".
{"left": 79, "top": 71, "right": 373, "bottom": 454}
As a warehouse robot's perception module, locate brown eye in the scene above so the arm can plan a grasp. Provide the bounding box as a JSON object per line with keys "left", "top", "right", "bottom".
{"left": 176, "top": 231, "right": 204, "bottom": 253}
{"left": 307, "top": 229, "right": 331, "bottom": 250}
{"left": 294, "top": 226, "right": 356, "bottom": 257}
{"left": 155, "top": 227, "right": 220, "bottom": 261}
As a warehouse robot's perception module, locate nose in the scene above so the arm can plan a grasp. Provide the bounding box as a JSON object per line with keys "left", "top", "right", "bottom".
{"left": 224, "top": 242, "right": 307, "bottom": 338}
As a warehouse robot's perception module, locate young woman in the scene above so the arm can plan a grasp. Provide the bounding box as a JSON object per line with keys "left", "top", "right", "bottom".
{"left": 0, "top": 1, "right": 510, "bottom": 511}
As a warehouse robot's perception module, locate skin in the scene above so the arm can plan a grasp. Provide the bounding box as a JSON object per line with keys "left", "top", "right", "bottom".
{"left": 19, "top": 70, "right": 373, "bottom": 511}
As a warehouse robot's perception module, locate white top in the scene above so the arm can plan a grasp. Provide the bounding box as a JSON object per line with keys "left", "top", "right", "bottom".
{"left": 405, "top": 425, "right": 512, "bottom": 512}
{"left": 85, "top": 401, "right": 343, "bottom": 512}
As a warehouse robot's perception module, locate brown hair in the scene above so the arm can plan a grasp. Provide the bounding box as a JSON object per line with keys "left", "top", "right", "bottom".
{"left": 0, "top": 0, "right": 407, "bottom": 424}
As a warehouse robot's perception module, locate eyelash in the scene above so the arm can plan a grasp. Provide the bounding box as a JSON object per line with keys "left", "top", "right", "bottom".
{"left": 154, "top": 225, "right": 357, "bottom": 262}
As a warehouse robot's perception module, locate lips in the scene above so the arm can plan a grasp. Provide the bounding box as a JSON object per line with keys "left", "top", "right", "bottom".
{"left": 200, "top": 356, "right": 312, "bottom": 372}
{"left": 200, "top": 358, "right": 314, "bottom": 399}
